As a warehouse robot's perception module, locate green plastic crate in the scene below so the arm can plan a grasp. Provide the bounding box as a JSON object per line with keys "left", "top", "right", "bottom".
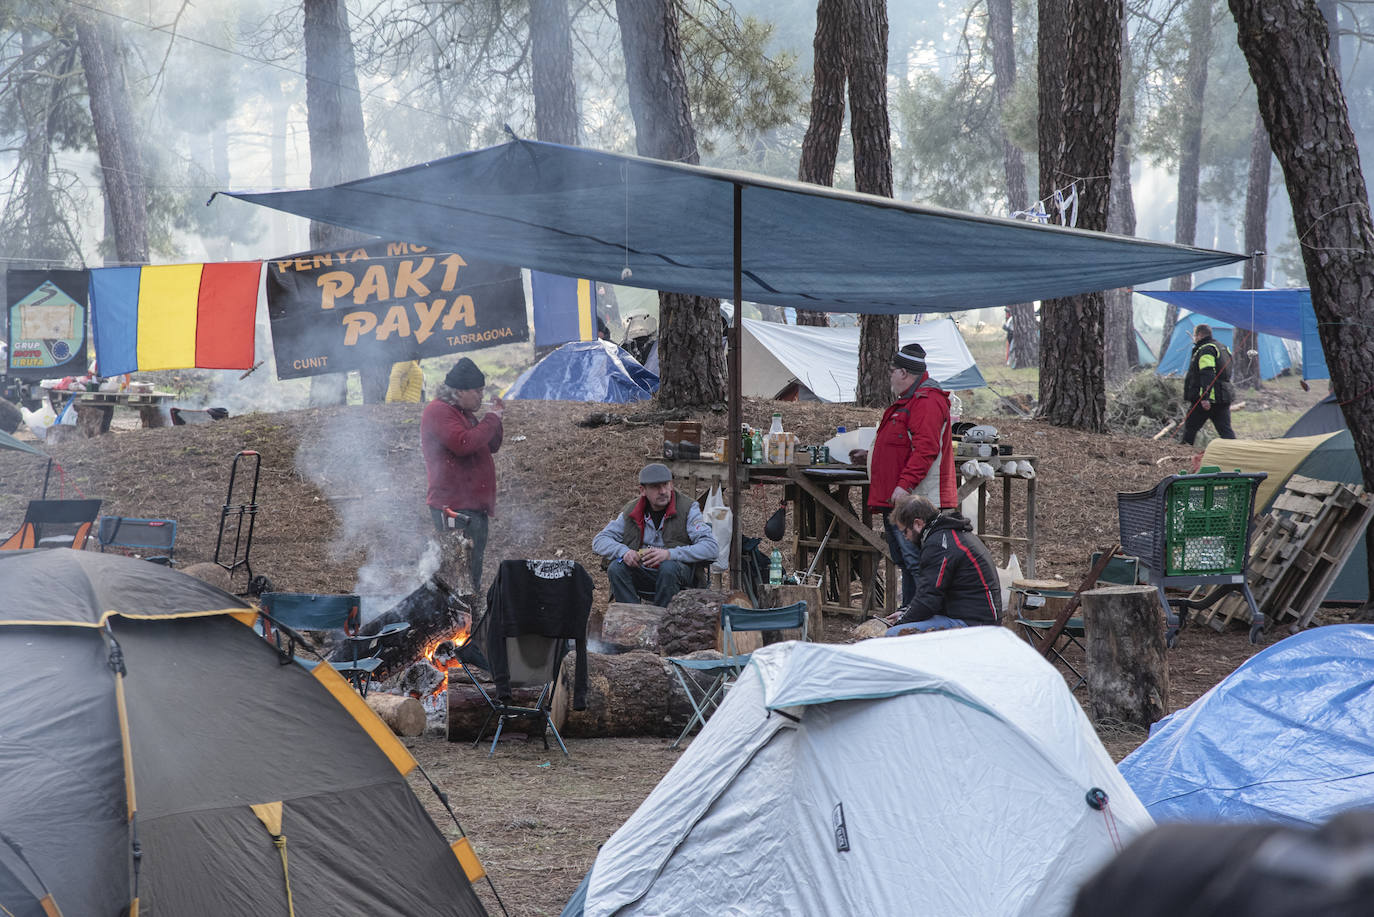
{"left": 1164, "top": 477, "right": 1254, "bottom": 576}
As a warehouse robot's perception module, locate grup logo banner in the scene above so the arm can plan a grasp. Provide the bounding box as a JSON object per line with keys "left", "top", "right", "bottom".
{"left": 265, "top": 240, "right": 528, "bottom": 379}
{"left": 6, "top": 270, "right": 89, "bottom": 379}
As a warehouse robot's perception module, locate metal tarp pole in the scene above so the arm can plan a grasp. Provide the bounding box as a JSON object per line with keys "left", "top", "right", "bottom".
{"left": 728, "top": 183, "right": 743, "bottom": 589}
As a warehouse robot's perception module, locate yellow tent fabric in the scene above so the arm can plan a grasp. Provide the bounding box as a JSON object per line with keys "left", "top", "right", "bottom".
{"left": 1201, "top": 432, "right": 1340, "bottom": 510}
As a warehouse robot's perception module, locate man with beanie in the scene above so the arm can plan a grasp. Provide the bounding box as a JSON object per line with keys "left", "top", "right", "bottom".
{"left": 1181, "top": 323, "right": 1236, "bottom": 445}
{"left": 422, "top": 356, "right": 503, "bottom": 593}
{"left": 851, "top": 342, "right": 957, "bottom": 605}
{"left": 593, "top": 463, "right": 718, "bottom": 606}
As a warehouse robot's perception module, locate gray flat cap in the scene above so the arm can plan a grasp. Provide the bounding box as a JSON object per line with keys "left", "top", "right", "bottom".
{"left": 639, "top": 462, "right": 673, "bottom": 484}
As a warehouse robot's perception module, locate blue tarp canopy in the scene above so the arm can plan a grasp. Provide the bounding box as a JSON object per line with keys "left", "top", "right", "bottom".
{"left": 1155, "top": 313, "right": 1291, "bottom": 380}
{"left": 1120, "top": 624, "right": 1374, "bottom": 827}
{"left": 221, "top": 140, "right": 1244, "bottom": 315}
{"left": 1139, "top": 288, "right": 1328, "bottom": 380}
{"left": 504, "top": 340, "right": 658, "bottom": 403}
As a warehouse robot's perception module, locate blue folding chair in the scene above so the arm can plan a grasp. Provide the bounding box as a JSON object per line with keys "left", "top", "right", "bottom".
{"left": 97, "top": 516, "right": 177, "bottom": 565}
{"left": 666, "top": 601, "right": 808, "bottom": 748}
{"left": 258, "top": 592, "right": 409, "bottom": 696}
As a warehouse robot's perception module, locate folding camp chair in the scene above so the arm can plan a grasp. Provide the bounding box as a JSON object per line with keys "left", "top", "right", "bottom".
{"left": 455, "top": 629, "right": 570, "bottom": 757}
{"left": 1015, "top": 555, "right": 1138, "bottom": 693}
{"left": 96, "top": 516, "right": 177, "bottom": 565}
{"left": 0, "top": 499, "right": 102, "bottom": 551}
{"left": 258, "top": 592, "right": 409, "bottom": 696}
{"left": 666, "top": 601, "right": 808, "bottom": 748}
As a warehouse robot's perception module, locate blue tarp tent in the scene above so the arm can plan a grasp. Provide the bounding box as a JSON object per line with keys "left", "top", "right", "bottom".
{"left": 1120, "top": 625, "right": 1374, "bottom": 827}
{"left": 504, "top": 340, "right": 658, "bottom": 403}
{"left": 1141, "top": 287, "right": 1327, "bottom": 380}
{"left": 1154, "top": 313, "right": 1291, "bottom": 380}
{"left": 221, "top": 140, "right": 1243, "bottom": 316}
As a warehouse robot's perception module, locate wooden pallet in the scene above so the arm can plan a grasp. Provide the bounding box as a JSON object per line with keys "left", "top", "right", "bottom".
{"left": 1192, "top": 475, "right": 1373, "bottom": 632}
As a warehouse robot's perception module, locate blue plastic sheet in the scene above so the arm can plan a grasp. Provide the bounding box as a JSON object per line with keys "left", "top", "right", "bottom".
{"left": 1120, "top": 624, "right": 1374, "bottom": 827}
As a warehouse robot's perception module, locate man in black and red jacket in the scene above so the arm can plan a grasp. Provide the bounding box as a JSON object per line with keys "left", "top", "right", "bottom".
{"left": 882, "top": 495, "right": 1001, "bottom": 634}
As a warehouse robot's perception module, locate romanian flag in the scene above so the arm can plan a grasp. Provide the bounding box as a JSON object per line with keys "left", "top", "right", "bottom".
{"left": 90, "top": 262, "right": 262, "bottom": 376}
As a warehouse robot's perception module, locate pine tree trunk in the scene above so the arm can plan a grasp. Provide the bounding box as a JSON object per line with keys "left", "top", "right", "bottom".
{"left": 74, "top": 15, "right": 149, "bottom": 266}
{"left": 795, "top": 0, "right": 849, "bottom": 329}
{"left": 304, "top": 0, "right": 374, "bottom": 405}
{"left": 1234, "top": 112, "right": 1271, "bottom": 390}
{"left": 1168, "top": 0, "right": 1213, "bottom": 301}
{"left": 616, "top": 0, "right": 725, "bottom": 407}
{"left": 1228, "top": 0, "right": 1374, "bottom": 602}
{"left": 988, "top": 0, "right": 1037, "bottom": 369}
{"left": 531, "top": 0, "right": 579, "bottom": 146}
{"left": 1105, "top": 17, "right": 1138, "bottom": 381}
{"left": 848, "top": 0, "right": 897, "bottom": 408}
{"left": 1037, "top": 0, "right": 1120, "bottom": 432}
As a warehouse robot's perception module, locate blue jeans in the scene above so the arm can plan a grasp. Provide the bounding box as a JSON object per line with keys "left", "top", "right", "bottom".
{"left": 607, "top": 557, "right": 696, "bottom": 607}
{"left": 886, "top": 616, "right": 969, "bottom": 636}
{"left": 883, "top": 512, "right": 923, "bottom": 605}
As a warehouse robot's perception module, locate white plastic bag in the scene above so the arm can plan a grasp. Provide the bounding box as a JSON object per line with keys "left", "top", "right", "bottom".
{"left": 22, "top": 401, "right": 57, "bottom": 441}
{"left": 56, "top": 396, "right": 78, "bottom": 426}
{"left": 997, "top": 553, "right": 1023, "bottom": 613}
{"left": 703, "top": 484, "right": 733, "bottom": 573}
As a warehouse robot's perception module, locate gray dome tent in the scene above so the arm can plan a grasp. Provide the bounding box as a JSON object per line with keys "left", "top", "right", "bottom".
{"left": 0, "top": 550, "right": 488, "bottom": 916}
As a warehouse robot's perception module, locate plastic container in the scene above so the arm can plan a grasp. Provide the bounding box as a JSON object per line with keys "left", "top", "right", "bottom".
{"left": 949, "top": 393, "right": 963, "bottom": 423}
{"left": 769, "top": 550, "right": 783, "bottom": 585}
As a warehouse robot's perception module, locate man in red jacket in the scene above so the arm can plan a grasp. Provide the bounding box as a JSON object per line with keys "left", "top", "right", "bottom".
{"left": 422, "top": 357, "right": 503, "bottom": 594}
{"left": 852, "top": 342, "right": 956, "bottom": 605}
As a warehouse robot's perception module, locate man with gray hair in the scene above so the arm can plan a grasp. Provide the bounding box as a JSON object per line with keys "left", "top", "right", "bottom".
{"left": 593, "top": 463, "right": 718, "bottom": 606}
{"left": 421, "top": 356, "right": 503, "bottom": 593}
{"left": 883, "top": 494, "right": 1001, "bottom": 634}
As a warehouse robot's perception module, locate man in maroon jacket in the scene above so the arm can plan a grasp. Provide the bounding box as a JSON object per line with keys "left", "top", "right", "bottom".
{"left": 851, "top": 342, "right": 957, "bottom": 605}
{"left": 422, "top": 357, "right": 503, "bottom": 594}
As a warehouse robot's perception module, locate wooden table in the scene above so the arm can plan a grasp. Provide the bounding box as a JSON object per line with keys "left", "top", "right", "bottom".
{"left": 668, "top": 459, "right": 897, "bottom": 620}
{"left": 45, "top": 389, "right": 174, "bottom": 438}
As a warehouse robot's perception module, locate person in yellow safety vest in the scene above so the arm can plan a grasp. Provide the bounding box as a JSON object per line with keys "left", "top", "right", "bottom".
{"left": 1180, "top": 323, "right": 1236, "bottom": 445}
{"left": 385, "top": 360, "right": 424, "bottom": 403}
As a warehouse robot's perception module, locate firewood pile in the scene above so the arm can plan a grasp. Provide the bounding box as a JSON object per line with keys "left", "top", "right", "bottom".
{"left": 1194, "top": 475, "right": 1374, "bottom": 633}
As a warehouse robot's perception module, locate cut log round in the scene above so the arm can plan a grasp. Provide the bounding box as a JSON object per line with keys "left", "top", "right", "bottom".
{"left": 758, "top": 584, "right": 825, "bottom": 643}
{"left": 599, "top": 602, "right": 665, "bottom": 653}
{"left": 1082, "top": 585, "right": 1170, "bottom": 727}
{"left": 365, "top": 692, "right": 427, "bottom": 737}
{"left": 659, "top": 589, "right": 729, "bottom": 656}
{"left": 550, "top": 650, "right": 722, "bottom": 738}
{"left": 446, "top": 679, "right": 558, "bottom": 743}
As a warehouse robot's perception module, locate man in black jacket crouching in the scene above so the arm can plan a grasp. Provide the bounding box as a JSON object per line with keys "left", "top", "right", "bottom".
{"left": 882, "top": 495, "right": 1002, "bottom": 634}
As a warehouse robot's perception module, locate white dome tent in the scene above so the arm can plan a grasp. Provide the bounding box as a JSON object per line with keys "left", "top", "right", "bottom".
{"left": 568, "top": 627, "right": 1152, "bottom": 917}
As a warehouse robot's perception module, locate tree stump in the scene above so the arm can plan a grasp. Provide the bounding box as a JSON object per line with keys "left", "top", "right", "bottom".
{"left": 599, "top": 602, "right": 665, "bottom": 653}
{"left": 365, "top": 692, "right": 427, "bottom": 736}
{"left": 758, "top": 584, "right": 825, "bottom": 643}
{"left": 852, "top": 618, "right": 888, "bottom": 640}
{"left": 659, "top": 589, "right": 728, "bottom": 656}
{"left": 1082, "top": 585, "right": 1170, "bottom": 726}
{"left": 550, "top": 650, "right": 720, "bottom": 738}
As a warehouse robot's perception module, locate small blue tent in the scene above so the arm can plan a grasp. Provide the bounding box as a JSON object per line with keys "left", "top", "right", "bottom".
{"left": 1155, "top": 313, "right": 1291, "bottom": 380}
{"left": 1120, "top": 625, "right": 1374, "bottom": 827}
{"left": 504, "top": 340, "right": 658, "bottom": 403}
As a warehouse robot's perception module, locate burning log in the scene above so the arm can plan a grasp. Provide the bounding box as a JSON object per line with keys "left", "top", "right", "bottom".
{"left": 329, "top": 576, "right": 471, "bottom": 679}
{"left": 365, "top": 693, "right": 427, "bottom": 736}
{"left": 550, "top": 650, "right": 721, "bottom": 738}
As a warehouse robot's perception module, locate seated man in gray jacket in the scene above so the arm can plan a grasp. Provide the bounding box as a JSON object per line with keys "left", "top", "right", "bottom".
{"left": 593, "top": 463, "right": 718, "bottom": 606}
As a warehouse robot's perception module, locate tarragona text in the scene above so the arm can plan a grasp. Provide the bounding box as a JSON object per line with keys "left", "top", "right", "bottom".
{"left": 273, "top": 243, "right": 503, "bottom": 346}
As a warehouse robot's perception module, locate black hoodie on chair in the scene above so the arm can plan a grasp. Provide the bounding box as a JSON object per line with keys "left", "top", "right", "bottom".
{"left": 483, "top": 559, "right": 594, "bottom": 709}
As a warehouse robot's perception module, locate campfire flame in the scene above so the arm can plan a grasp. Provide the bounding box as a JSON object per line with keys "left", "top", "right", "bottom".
{"left": 415, "top": 620, "right": 471, "bottom": 703}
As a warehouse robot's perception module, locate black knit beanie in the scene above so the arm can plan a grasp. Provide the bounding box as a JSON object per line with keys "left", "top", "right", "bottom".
{"left": 891, "top": 342, "right": 927, "bottom": 375}
{"left": 444, "top": 357, "right": 485, "bottom": 390}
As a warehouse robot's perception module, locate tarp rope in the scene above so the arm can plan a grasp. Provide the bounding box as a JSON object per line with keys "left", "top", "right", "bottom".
{"left": 413, "top": 760, "right": 511, "bottom": 917}
{"left": 1086, "top": 788, "right": 1124, "bottom": 854}
{"left": 272, "top": 834, "right": 296, "bottom": 917}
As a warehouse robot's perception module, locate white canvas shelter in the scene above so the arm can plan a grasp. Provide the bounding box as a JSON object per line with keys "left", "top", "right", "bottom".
{"left": 579, "top": 628, "right": 1152, "bottom": 917}
{"left": 738, "top": 315, "right": 985, "bottom": 401}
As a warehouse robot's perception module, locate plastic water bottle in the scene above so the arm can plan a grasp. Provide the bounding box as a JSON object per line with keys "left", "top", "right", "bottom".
{"left": 769, "top": 550, "right": 783, "bottom": 584}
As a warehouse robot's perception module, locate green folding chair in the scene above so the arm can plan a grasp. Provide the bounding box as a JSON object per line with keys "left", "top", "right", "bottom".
{"left": 667, "top": 601, "right": 808, "bottom": 748}
{"left": 258, "top": 592, "right": 409, "bottom": 696}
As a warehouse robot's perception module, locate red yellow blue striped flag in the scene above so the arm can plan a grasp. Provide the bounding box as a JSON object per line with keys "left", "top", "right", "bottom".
{"left": 90, "top": 263, "right": 262, "bottom": 376}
